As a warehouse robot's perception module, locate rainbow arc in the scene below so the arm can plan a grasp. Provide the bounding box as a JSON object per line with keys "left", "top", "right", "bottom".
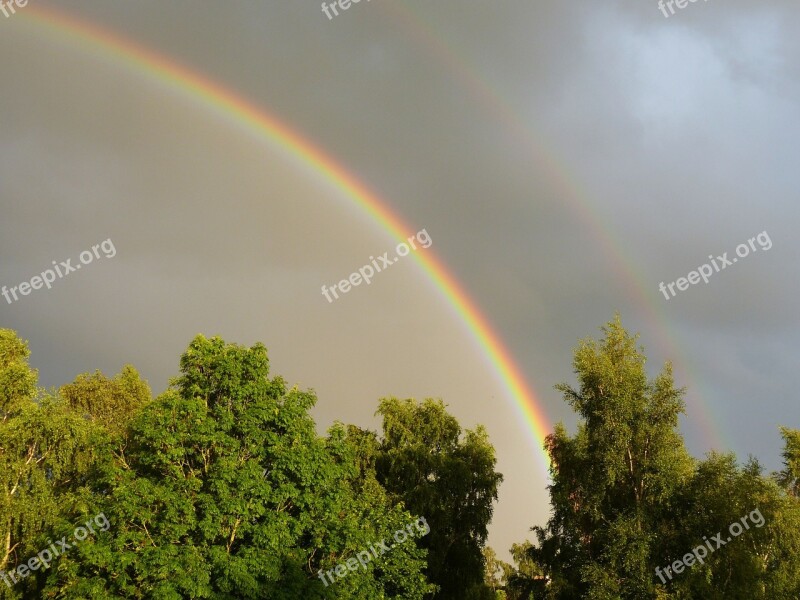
{"left": 20, "top": 5, "right": 555, "bottom": 476}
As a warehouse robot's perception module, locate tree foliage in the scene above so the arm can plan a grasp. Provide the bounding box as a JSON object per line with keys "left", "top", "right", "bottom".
{"left": 374, "top": 398, "right": 503, "bottom": 600}
{"left": 39, "top": 335, "right": 435, "bottom": 599}
{"left": 0, "top": 330, "right": 107, "bottom": 600}
{"left": 777, "top": 427, "right": 800, "bottom": 497}
{"left": 1, "top": 319, "right": 797, "bottom": 600}
{"left": 515, "top": 316, "right": 800, "bottom": 600}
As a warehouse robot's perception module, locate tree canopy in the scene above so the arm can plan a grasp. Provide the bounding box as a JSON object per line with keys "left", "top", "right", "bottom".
{"left": 0, "top": 318, "right": 796, "bottom": 599}
{"left": 504, "top": 316, "right": 800, "bottom": 600}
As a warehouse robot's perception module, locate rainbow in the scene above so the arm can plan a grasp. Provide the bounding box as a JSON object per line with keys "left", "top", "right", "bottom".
{"left": 18, "top": 5, "right": 555, "bottom": 474}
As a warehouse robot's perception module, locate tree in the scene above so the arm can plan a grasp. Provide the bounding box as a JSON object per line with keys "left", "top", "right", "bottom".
{"left": 663, "top": 452, "right": 800, "bottom": 599}
{"left": 325, "top": 424, "right": 436, "bottom": 600}
{"left": 44, "top": 335, "right": 433, "bottom": 599}
{"left": 502, "top": 542, "right": 548, "bottom": 600}
{"left": 521, "top": 316, "right": 800, "bottom": 600}
{"left": 777, "top": 427, "right": 800, "bottom": 497}
{"left": 375, "top": 397, "right": 503, "bottom": 599}
{"left": 528, "top": 315, "right": 694, "bottom": 599}
{"left": 0, "top": 330, "right": 101, "bottom": 600}
{"left": 482, "top": 546, "right": 508, "bottom": 595}
{"left": 59, "top": 366, "right": 151, "bottom": 436}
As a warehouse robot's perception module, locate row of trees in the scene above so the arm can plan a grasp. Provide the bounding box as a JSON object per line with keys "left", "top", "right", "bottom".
{"left": 0, "top": 329, "right": 500, "bottom": 599}
{"left": 1, "top": 316, "right": 798, "bottom": 598}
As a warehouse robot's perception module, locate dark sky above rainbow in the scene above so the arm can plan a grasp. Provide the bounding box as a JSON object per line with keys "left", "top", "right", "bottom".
{"left": 1, "top": 0, "right": 798, "bottom": 559}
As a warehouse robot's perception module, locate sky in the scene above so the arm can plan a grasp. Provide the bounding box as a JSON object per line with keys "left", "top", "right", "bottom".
{"left": 1, "top": 0, "right": 798, "bottom": 562}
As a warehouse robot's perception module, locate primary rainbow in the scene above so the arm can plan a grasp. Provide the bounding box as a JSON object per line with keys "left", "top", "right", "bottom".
{"left": 19, "top": 5, "right": 554, "bottom": 474}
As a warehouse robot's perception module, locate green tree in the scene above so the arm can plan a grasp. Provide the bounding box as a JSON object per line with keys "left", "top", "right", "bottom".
{"left": 522, "top": 317, "right": 800, "bottom": 600}
{"left": 502, "top": 542, "right": 547, "bottom": 600}
{"left": 0, "top": 330, "right": 101, "bottom": 600}
{"left": 777, "top": 427, "right": 800, "bottom": 497}
{"left": 529, "top": 316, "right": 694, "bottom": 599}
{"left": 45, "top": 335, "right": 433, "bottom": 599}
{"left": 663, "top": 452, "right": 800, "bottom": 599}
{"left": 482, "top": 547, "right": 508, "bottom": 596}
{"left": 325, "top": 424, "right": 436, "bottom": 600}
{"left": 375, "top": 397, "right": 503, "bottom": 600}
{"left": 59, "top": 366, "right": 151, "bottom": 436}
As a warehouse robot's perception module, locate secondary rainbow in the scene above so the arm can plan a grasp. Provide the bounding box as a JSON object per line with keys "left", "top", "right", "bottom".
{"left": 19, "top": 5, "right": 554, "bottom": 474}
{"left": 381, "top": 2, "right": 726, "bottom": 449}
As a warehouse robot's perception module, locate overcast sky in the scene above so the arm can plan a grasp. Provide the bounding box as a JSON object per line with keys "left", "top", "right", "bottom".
{"left": 1, "top": 0, "right": 798, "bottom": 561}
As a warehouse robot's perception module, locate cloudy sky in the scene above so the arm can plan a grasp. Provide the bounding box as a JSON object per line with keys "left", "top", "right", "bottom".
{"left": 1, "top": 0, "right": 798, "bottom": 560}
